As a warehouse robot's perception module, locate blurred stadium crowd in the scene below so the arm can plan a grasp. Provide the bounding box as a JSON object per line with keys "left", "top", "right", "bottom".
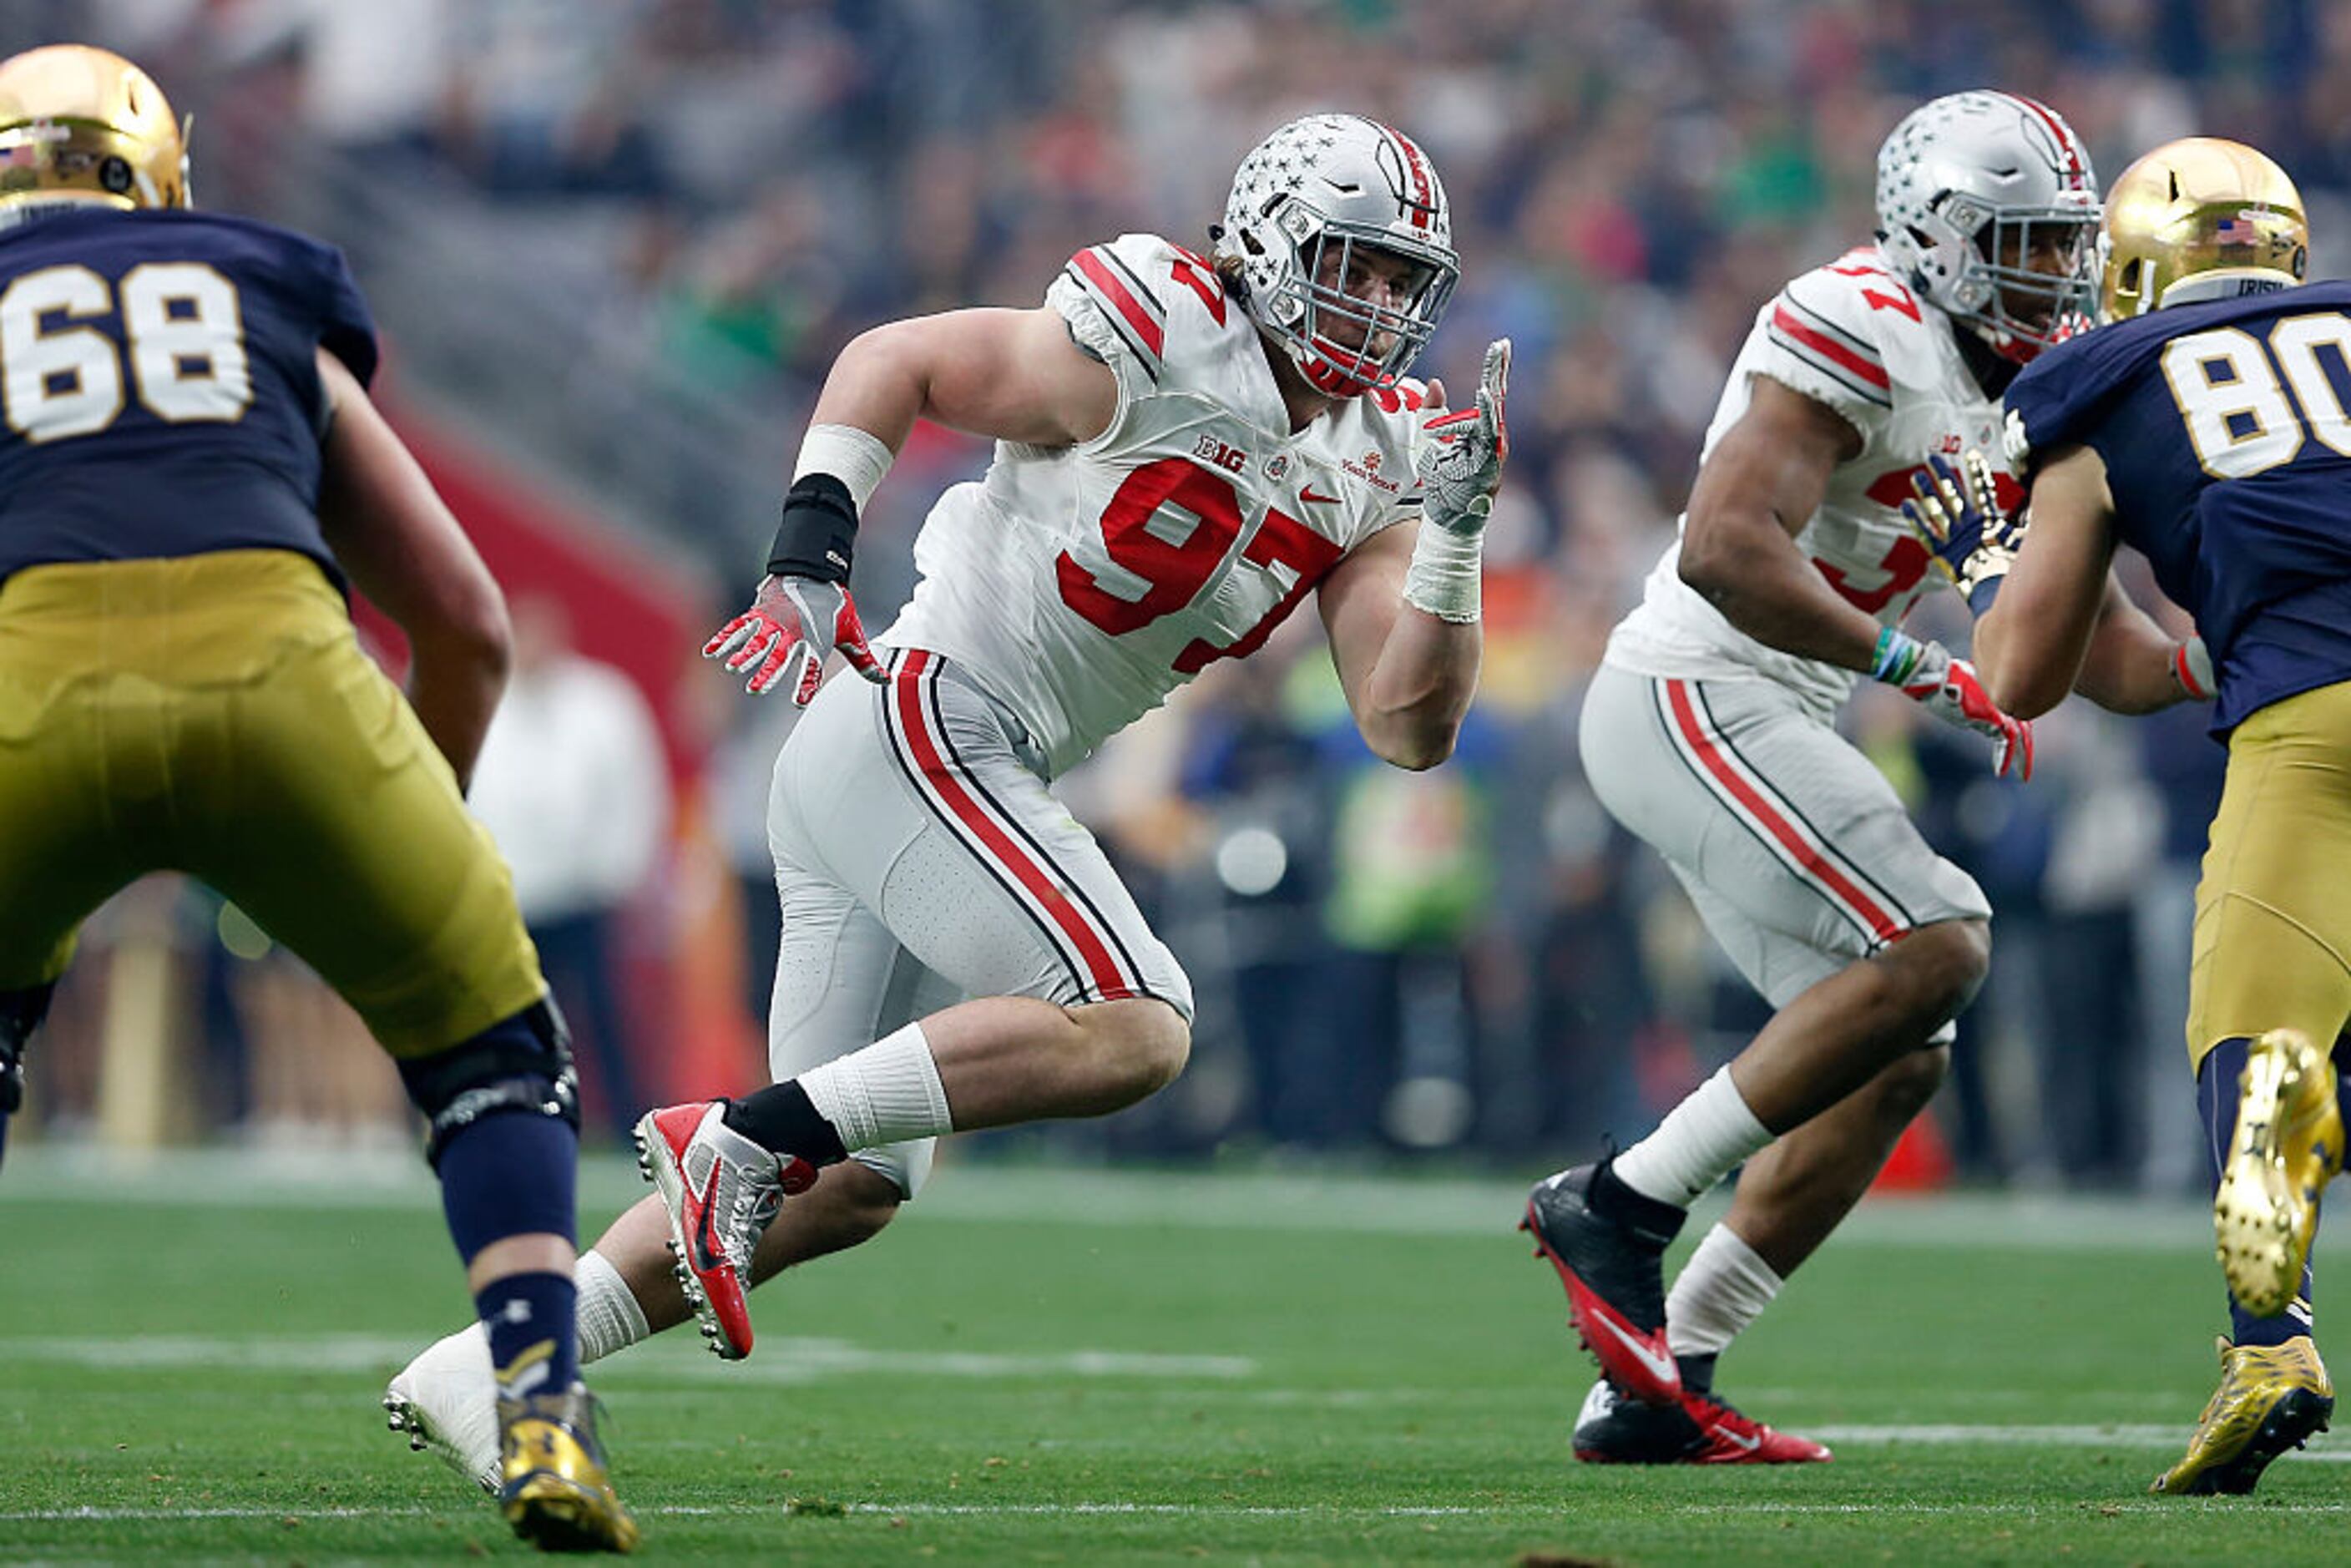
{"left": 8, "top": 0, "right": 2342, "bottom": 1191}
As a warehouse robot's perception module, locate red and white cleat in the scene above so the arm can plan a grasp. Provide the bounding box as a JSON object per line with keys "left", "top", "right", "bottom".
{"left": 632, "top": 1102, "right": 812, "bottom": 1360}
{"left": 1678, "top": 1387, "right": 1833, "bottom": 1464}
{"left": 1521, "top": 1165, "right": 1684, "bottom": 1405}
{"left": 1572, "top": 1377, "right": 1833, "bottom": 1465}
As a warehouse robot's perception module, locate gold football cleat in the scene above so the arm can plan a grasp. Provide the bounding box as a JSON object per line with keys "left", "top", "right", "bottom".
{"left": 498, "top": 1387, "right": 640, "bottom": 1554}
{"left": 2215, "top": 1029, "right": 2343, "bottom": 1318}
{"left": 2151, "top": 1336, "right": 2333, "bottom": 1495}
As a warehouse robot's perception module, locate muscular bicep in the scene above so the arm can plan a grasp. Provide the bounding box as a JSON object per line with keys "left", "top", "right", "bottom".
{"left": 816, "top": 306, "right": 1119, "bottom": 451}
{"left": 1684, "top": 376, "right": 1863, "bottom": 554}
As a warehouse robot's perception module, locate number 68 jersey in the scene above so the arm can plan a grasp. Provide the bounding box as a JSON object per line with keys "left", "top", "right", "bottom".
{"left": 878, "top": 231, "right": 1429, "bottom": 778}
{"left": 0, "top": 207, "right": 377, "bottom": 589}
{"left": 1604, "top": 243, "right": 2019, "bottom": 719}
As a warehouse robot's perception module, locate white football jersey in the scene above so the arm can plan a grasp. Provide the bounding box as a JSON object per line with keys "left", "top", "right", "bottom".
{"left": 1605, "top": 243, "right": 2020, "bottom": 717}
{"left": 880, "top": 232, "right": 1428, "bottom": 776}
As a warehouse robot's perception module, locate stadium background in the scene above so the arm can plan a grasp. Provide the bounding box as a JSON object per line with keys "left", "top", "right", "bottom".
{"left": 3, "top": 0, "right": 2338, "bottom": 1192}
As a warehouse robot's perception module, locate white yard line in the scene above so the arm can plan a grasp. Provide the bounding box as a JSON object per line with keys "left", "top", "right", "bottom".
{"left": 0, "top": 1147, "right": 2213, "bottom": 1248}
{"left": 12, "top": 1494, "right": 2351, "bottom": 1525}
{"left": 0, "top": 1332, "right": 1253, "bottom": 1383}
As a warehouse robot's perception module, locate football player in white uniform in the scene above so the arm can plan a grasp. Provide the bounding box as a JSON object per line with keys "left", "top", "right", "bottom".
{"left": 383, "top": 114, "right": 1508, "bottom": 1484}
{"left": 1523, "top": 91, "right": 2126, "bottom": 1464}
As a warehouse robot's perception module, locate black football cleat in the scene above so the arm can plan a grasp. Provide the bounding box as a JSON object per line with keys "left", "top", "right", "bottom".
{"left": 1522, "top": 1163, "right": 1685, "bottom": 1404}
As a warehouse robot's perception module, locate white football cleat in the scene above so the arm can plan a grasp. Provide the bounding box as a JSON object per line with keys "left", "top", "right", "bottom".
{"left": 384, "top": 1323, "right": 502, "bottom": 1495}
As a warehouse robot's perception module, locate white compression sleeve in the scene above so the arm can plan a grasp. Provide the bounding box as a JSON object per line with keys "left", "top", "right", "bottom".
{"left": 574, "top": 1249, "right": 651, "bottom": 1364}
{"left": 1610, "top": 1065, "right": 1773, "bottom": 1209}
{"left": 796, "top": 1022, "right": 953, "bottom": 1151}
{"left": 1401, "top": 521, "right": 1484, "bottom": 623}
{"left": 1664, "top": 1222, "right": 1785, "bottom": 1358}
{"left": 793, "top": 423, "right": 895, "bottom": 512}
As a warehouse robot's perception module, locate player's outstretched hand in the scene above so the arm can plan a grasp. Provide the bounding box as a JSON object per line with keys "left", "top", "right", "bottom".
{"left": 1900, "top": 450, "right": 2024, "bottom": 612}
{"left": 1415, "top": 337, "right": 1510, "bottom": 535}
{"left": 1883, "top": 636, "right": 2034, "bottom": 781}
{"left": 703, "top": 574, "right": 883, "bottom": 706}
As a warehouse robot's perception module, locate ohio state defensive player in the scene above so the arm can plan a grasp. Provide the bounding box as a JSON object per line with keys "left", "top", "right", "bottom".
{"left": 384, "top": 114, "right": 1506, "bottom": 1484}
{"left": 1524, "top": 91, "right": 2119, "bottom": 1464}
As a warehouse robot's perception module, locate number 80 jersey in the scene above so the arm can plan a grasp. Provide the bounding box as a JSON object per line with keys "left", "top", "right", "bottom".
{"left": 879, "top": 231, "right": 1429, "bottom": 777}
{"left": 1605, "top": 243, "right": 2015, "bottom": 719}
{"left": 0, "top": 208, "right": 377, "bottom": 589}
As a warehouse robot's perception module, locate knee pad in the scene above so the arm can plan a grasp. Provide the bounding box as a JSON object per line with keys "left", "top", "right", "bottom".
{"left": 396, "top": 999, "right": 579, "bottom": 1168}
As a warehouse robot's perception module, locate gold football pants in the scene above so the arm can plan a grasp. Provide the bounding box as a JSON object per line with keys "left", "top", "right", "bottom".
{"left": 0, "top": 549, "right": 543, "bottom": 1057}
{"left": 2188, "top": 680, "right": 2351, "bottom": 1072}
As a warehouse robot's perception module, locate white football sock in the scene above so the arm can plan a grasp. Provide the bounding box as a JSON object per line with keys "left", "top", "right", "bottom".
{"left": 1610, "top": 1066, "right": 1773, "bottom": 1209}
{"left": 574, "top": 1248, "right": 650, "bottom": 1365}
{"left": 1666, "top": 1222, "right": 1784, "bottom": 1358}
{"left": 798, "top": 1021, "right": 953, "bottom": 1151}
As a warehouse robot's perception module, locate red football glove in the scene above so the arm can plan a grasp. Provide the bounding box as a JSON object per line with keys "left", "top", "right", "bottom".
{"left": 1881, "top": 634, "right": 2034, "bottom": 781}
{"left": 703, "top": 574, "right": 883, "bottom": 706}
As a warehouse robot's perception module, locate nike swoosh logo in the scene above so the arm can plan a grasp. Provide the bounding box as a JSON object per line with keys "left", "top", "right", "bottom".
{"left": 1300, "top": 485, "right": 1341, "bottom": 505}
{"left": 1586, "top": 1308, "right": 1677, "bottom": 1387}
{"left": 689, "top": 1166, "right": 730, "bottom": 1274}
{"left": 1709, "top": 1425, "right": 1762, "bottom": 1452}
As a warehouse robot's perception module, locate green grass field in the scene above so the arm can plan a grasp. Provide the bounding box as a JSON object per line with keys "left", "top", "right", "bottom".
{"left": 1, "top": 1150, "right": 2343, "bottom": 1565}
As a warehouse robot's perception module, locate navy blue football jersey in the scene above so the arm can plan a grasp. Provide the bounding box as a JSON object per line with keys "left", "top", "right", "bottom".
{"left": 0, "top": 208, "right": 377, "bottom": 588}
{"left": 2005, "top": 281, "right": 2351, "bottom": 732}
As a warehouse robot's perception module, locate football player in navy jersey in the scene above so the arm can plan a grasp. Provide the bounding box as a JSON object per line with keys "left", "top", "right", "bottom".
{"left": 0, "top": 46, "right": 634, "bottom": 1550}
{"left": 1939, "top": 137, "right": 2342, "bottom": 1495}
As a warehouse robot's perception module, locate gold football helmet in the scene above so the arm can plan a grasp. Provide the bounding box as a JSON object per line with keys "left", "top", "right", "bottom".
{"left": 2103, "top": 137, "right": 2304, "bottom": 319}
{"left": 0, "top": 43, "right": 189, "bottom": 214}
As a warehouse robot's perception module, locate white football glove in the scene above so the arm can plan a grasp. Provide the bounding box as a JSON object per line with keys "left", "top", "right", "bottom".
{"left": 1414, "top": 337, "right": 1510, "bottom": 535}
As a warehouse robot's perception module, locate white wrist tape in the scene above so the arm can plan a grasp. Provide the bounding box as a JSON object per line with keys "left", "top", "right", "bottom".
{"left": 794, "top": 422, "right": 896, "bottom": 513}
{"left": 1401, "top": 519, "right": 1484, "bottom": 624}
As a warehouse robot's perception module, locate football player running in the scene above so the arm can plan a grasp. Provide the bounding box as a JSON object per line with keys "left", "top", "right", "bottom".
{"left": 387, "top": 113, "right": 1507, "bottom": 1481}
{"left": 1523, "top": 92, "right": 2161, "bottom": 1464}
{"left": 1961, "top": 138, "right": 2343, "bottom": 1496}
{"left": 0, "top": 47, "right": 634, "bottom": 1550}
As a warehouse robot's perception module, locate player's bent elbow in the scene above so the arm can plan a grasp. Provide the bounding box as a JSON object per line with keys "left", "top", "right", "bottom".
{"left": 1376, "top": 727, "right": 1457, "bottom": 772}
{"left": 422, "top": 589, "right": 514, "bottom": 690}
{"left": 1984, "top": 669, "right": 2065, "bottom": 724}
{"left": 1674, "top": 521, "right": 1757, "bottom": 604}
{"left": 1359, "top": 708, "right": 1462, "bottom": 771}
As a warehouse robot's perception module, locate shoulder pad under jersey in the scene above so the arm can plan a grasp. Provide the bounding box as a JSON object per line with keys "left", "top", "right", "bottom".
{"left": 1047, "top": 231, "right": 1246, "bottom": 400}
{"left": 1761, "top": 245, "right": 1949, "bottom": 429}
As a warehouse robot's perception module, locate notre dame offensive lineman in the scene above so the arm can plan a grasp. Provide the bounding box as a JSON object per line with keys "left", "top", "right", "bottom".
{"left": 0, "top": 46, "right": 632, "bottom": 1550}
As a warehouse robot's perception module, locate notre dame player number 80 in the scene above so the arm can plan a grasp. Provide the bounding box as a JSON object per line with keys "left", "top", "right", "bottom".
{"left": 2161, "top": 311, "right": 2351, "bottom": 479}
{"left": 0, "top": 260, "right": 253, "bottom": 443}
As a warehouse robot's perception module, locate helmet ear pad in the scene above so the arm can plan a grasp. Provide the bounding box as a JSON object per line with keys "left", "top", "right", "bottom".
{"left": 1218, "top": 114, "right": 1460, "bottom": 397}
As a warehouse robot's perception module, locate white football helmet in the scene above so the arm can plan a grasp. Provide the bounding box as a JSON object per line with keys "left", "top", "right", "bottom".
{"left": 1875, "top": 91, "right": 2101, "bottom": 363}
{"left": 1218, "top": 114, "right": 1459, "bottom": 398}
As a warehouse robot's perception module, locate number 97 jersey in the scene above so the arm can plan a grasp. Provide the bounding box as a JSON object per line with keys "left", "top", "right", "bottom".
{"left": 0, "top": 207, "right": 377, "bottom": 589}
{"left": 877, "top": 231, "right": 1429, "bottom": 777}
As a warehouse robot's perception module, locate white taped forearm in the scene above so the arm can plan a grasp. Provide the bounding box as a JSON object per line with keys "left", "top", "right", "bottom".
{"left": 793, "top": 422, "right": 896, "bottom": 512}
{"left": 1401, "top": 519, "right": 1484, "bottom": 623}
